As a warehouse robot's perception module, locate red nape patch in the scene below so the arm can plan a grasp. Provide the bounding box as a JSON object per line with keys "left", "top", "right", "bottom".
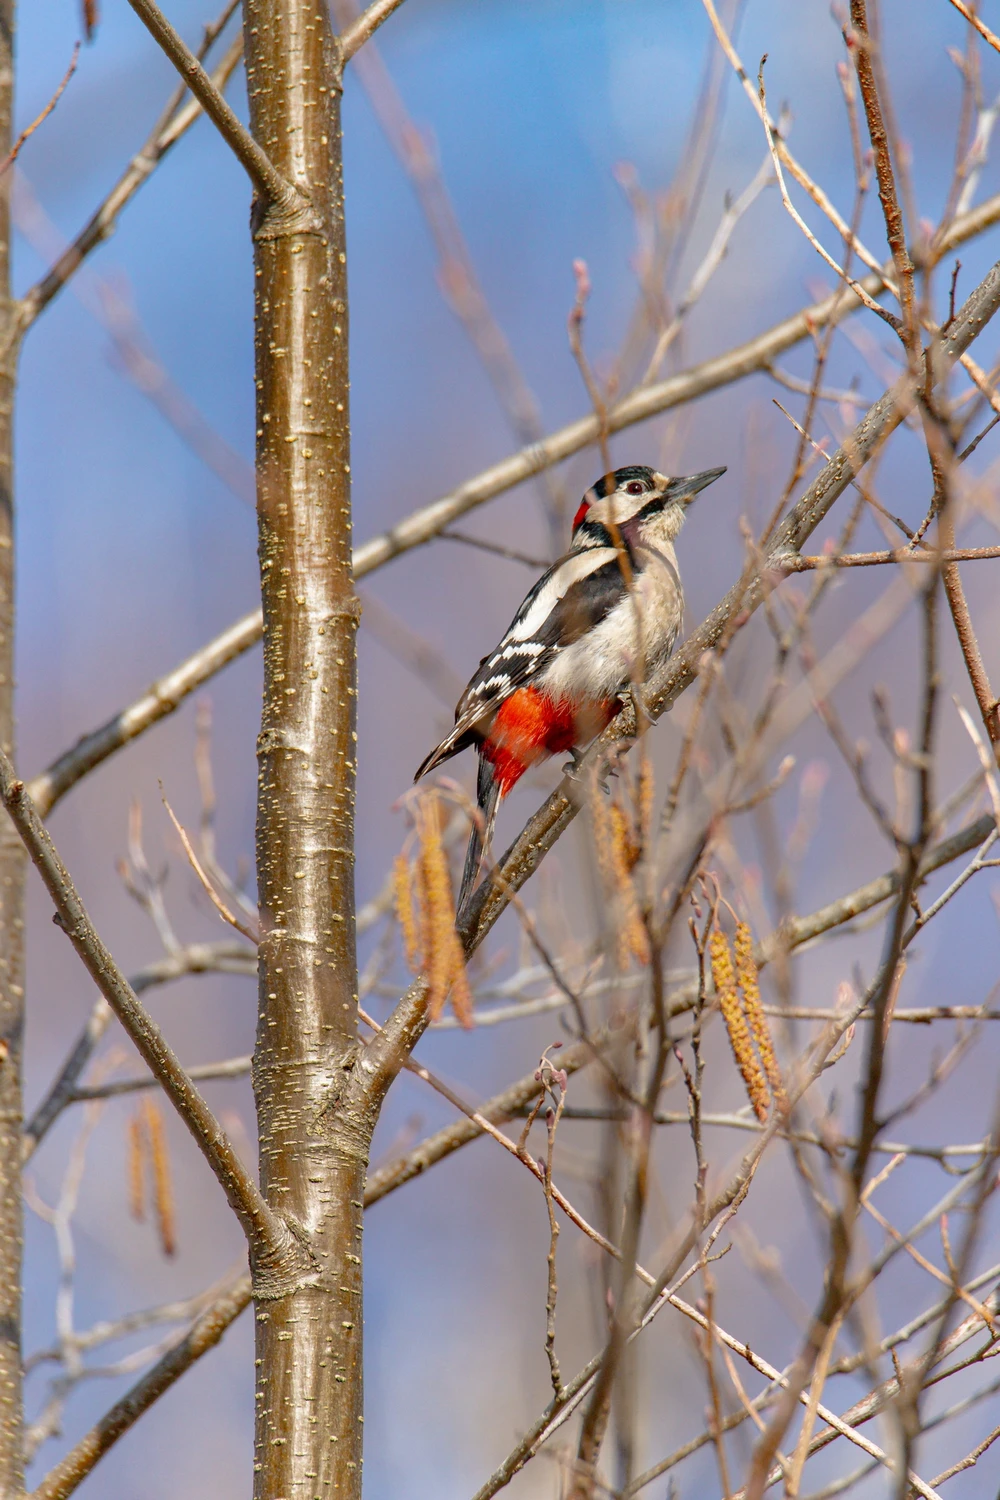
{"left": 572, "top": 499, "right": 589, "bottom": 532}
{"left": 485, "top": 687, "right": 618, "bottom": 795}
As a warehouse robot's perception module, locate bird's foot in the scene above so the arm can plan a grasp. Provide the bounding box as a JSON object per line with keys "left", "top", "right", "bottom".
{"left": 562, "top": 746, "right": 612, "bottom": 793}
{"left": 599, "top": 739, "right": 636, "bottom": 793}
{"left": 562, "top": 747, "right": 585, "bottom": 778}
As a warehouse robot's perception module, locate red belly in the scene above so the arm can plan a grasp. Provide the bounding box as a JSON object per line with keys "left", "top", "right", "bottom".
{"left": 485, "top": 687, "right": 617, "bottom": 795}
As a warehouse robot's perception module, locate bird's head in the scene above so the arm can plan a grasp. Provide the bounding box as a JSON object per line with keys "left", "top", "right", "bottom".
{"left": 571, "top": 464, "right": 726, "bottom": 548}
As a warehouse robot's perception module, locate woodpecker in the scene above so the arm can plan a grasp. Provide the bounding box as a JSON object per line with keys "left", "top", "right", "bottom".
{"left": 415, "top": 463, "right": 726, "bottom": 911}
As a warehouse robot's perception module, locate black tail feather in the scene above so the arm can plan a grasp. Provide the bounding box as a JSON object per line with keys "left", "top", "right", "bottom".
{"left": 457, "top": 756, "right": 500, "bottom": 917}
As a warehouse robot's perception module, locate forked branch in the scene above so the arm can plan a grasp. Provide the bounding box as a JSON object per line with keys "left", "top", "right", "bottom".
{"left": 339, "top": 0, "right": 409, "bottom": 60}
{"left": 123, "top": 0, "right": 300, "bottom": 215}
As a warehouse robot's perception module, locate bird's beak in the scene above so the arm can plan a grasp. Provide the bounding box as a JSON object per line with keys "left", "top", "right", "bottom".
{"left": 654, "top": 467, "right": 726, "bottom": 507}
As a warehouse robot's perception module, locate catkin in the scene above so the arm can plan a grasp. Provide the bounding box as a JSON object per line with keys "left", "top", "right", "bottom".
{"left": 393, "top": 852, "right": 424, "bottom": 972}
{"left": 610, "top": 801, "right": 640, "bottom": 873}
{"left": 590, "top": 782, "right": 618, "bottom": 894}
{"left": 636, "top": 754, "right": 654, "bottom": 847}
{"left": 710, "top": 928, "right": 769, "bottom": 1123}
{"left": 734, "top": 921, "right": 786, "bottom": 1112}
{"left": 415, "top": 793, "right": 473, "bottom": 1028}
{"left": 127, "top": 1109, "right": 146, "bottom": 1223}
{"left": 592, "top": 786, "right": 649, "bottom": 967}
{"left": 418, "top": 796, "right": 452, "bottom": 1014}
{"left": 143, "top": 1097, "right": 177, "bottom": 1258}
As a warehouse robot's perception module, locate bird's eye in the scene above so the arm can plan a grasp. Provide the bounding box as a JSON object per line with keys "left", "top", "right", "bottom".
{"left": 626, "top": 481, "right": 645, "bottom": 496}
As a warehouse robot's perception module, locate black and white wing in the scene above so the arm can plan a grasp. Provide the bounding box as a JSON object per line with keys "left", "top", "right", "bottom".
{"left": 414, "top": 545, "right": 627, "bottom": 780}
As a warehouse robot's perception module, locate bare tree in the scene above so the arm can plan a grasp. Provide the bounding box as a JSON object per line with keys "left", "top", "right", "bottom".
{"left": 7, "top": 1, "right": 1000, "bottom": 1498}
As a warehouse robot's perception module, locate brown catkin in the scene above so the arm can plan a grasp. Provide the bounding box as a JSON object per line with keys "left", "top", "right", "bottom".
{"left": 612, "top": 799, "right": 650, "bottom": 965}
{"left": 710, "top": 928, "right": 769, "bottom": 1123}
{"left": 735, "top": 921, "right": 786, "bottom": 1112}
{"left": 589, "top": 780, "right": 617, "bottom": 894}
{"left": 127, "top": 1109, "right": 146, "bottom": 1223}
{"left": 610, "top": 801, "right": 640, "bottom": 873}
{"left": 636, "top": 754, "right": 654, "bottom": 848}
{"left": 446, "top": 942, "right": 474, "bottom": 1029}
{"left": 416, "top": 793, "right": 473, "bottom": 1027}
{"left": 143, "top": 1097, "right": 177, "bottom": 1258}
{"left": 592, "top": 786, "right": 649, "bottom": 967}
{"left": 393, "top": 852, "right": 424, "bottom": 972}
{"left": 418, "top": 795, "right": 451, "bottom": 1014}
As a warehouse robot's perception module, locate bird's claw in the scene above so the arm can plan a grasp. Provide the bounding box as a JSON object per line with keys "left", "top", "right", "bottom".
{"left": 562, "top": 748, "right": 584, "bottom": 778}
{"left": 564, "top": 742, "right": 632, "bottom": 793}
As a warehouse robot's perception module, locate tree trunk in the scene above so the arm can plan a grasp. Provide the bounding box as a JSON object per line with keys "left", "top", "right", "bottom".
{"left": 0, "top": 4, "right": 24, "bottom": 1492}
{"left": 243, "top": 2, "right": 366, "bottom": 1496}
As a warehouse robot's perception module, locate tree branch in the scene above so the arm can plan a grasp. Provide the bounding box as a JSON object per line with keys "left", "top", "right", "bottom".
{"left": 26, "top": 609, "right": 262, "bottom": 817}
{"left": 22, "top": 941, "right": 255, "bottom": 1161}
{"left": 784, "top": 545, "right": 1000, "bottom": 569}
{"left": 27, "top": 1275, "right": 253, "bottom": 1500}
{"left": 947, "top": 0, "right": 1000, "bottom": 58}
{"left": 123, "top": 0, "right": 302, "bottom": 215}
{"left": 848, "top": 0, "right": 917, "bottom": 347}
{"left": 24, "top": 788, "right": 1000, "bottom": 1499}
{"left": 0, "top": 43, "right": 78, "bottom": 179}
{"left": 19, "top": 27, "right": 245, "bottom": 329}
{"left": 339, "top": 0, "right": 408, "bottom": 60}
{"left": 242, "top": 0, "right": 365, "bottom": 1489}
{"left": 0, "top": 755, "right": 301, "bottom": 1280}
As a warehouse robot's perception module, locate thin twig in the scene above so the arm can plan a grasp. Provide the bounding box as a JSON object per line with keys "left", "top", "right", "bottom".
{"left": 19, "top": 23, "right": 244, "bottom": 327}
{"left": 23, "top": 942, "right": 255, "bottom": 1159}
{"left": 0, "top": 43, "right": 79, "bottom": 177}
{"left": 757, "top": 59, "right": 900, "bottom": 331}
{"left": 160, "top": 788, "right": 259, "bottom": 943}
{"left": 848, "top": 0, "right": 917, "bottom": 348}
{"left": 439, "top": 530, "right": 548, "bottom": 570}
{"left": 701, "top": 0, "right": 895, "bottom": 288}
{"left": 947, "top": 0, "right": 1000, "bottom": 59}
{"left": 28, "top": 1276, "right": 253, "bottom": 1500}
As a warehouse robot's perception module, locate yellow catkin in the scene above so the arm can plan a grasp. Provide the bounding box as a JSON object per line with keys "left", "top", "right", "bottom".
{"left": 393, "top": 852, "right": 424, "bottom": 972}
{"left": 589, "top": 781, "right": 618, "bottom": 894}
{"left": 610, "top": 802, "right": 640, "bottom": 872}
{"left": 127, "top": 1110, "right": 146, "bottom": 1223}
{"left": 710, "top": 928, "right": 769, "bottom": 1123}
{"left": 418, "top": 796, "right": 451, "bottom": 1013}
{"left": 734, "top": 921, "right": 786, "bottom": 1112}
{"left": 636, "top": 755, "right": 654, "bottom": 848}
{"left": 143, "top": 1098, "right": 177, "bottom": 1258}
{"left": 446, "top": 942, "right": 474, "bottom": 1030}
{"left": 610, "top": 800, "right": 650, "bottom": 965}
{"left": 416, "top": 793, "right": 473, "bottom": 1027}
{"left": 589, "top": 784, "right": 648, "bottom": 966}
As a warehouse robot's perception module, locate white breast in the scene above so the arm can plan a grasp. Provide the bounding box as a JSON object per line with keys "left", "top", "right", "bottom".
{"left": 538, "top": 543, "right": 683, "bottom": 704}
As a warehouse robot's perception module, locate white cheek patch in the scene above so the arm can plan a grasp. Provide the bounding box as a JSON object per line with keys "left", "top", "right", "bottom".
{"left": 587, "top": 494, "right": 647, "bottom": 529}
